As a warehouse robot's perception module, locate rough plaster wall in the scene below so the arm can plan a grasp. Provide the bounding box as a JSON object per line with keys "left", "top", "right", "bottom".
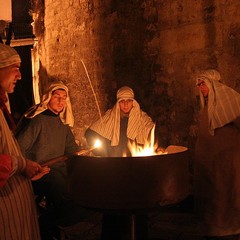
{"left": 32, "top": 0, "right": 240, "bottom": 151}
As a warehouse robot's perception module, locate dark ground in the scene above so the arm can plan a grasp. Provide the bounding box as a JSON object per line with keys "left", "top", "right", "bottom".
{"left": 56, "top": 195, "right": 205, "bottom": 240}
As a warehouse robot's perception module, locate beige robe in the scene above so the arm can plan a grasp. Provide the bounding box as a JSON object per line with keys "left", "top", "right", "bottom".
{"left": 0, "top": 110, "right": 40, "bottom": 240}
{"left": 194, "top": 107, "right": 240, "bottom": 236}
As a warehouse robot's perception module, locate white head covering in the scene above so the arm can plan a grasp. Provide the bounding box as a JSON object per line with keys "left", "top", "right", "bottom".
{"left": 117, "top": 86, "right": 134, "bottom": 101}
{"left": 196, "top": 69, "right": 240, "bottom": 135}
{"left": 0, "top": 44, "right": 21, "bottom": 112}
{"left": 24, "top": 82, "right": 75, "bottom": 127}
{"left": 0, "top": 43, "right": 21, "bottom": 69}
{"left": 90, "top": 86, "right": 154, "bottom": 146}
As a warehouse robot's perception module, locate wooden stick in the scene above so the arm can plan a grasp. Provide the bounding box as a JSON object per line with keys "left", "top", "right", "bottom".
{"left": 40, "top": 147, "right": 96, "bottom": 167}
{"left": 40, "top": 154, "right": 74, "bottom": 167}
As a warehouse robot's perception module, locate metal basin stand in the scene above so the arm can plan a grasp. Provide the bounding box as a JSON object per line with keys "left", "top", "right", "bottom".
{"left": 68, "top": 146, "right": 190, "bottom": 239}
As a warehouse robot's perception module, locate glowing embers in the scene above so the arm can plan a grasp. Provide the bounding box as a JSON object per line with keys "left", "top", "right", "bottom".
{"left": 128, "top": 125, "right": 167, "bottom": 157}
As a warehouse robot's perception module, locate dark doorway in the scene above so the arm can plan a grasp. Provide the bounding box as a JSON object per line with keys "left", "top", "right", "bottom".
{"left": 7, "top": 0, "right": 35, "bottom": 124}
{"left": 9, "top": 45, "right": 34, "bottom": 123}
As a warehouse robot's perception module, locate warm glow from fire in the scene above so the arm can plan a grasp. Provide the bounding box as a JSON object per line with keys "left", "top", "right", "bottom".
{"left": 77, "top": 139, "right": 102, "bottom": 156}
{"left": 128, "top": 125, "right": 167, "bottom": 157}
{"left": 93, "top": 139, "right": 101, "bottom": 149}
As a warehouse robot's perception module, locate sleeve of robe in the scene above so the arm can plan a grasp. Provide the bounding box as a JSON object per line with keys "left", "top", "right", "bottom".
{"left": 0, "top": 112, "right": 26, "bottom": 189}
{"left": 15, "top": 118, "right": 41, "bottom": 158}
{"left": 64, "top": 126, "right": 80, "bottom": 154}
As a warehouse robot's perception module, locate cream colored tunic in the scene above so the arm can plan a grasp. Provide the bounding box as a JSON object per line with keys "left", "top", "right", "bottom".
{"left": 0, "top": 110, "right": 40, "bottom": 240}
{"left": 194, "top": 107, "right": 240, "bottom": 236}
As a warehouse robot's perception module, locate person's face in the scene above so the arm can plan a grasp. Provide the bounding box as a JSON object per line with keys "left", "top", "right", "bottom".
{"left": 0, "top": 63, "right": 21, "bottom": 93}
{"left": 197, "top": 79, "right": 209, "bottom": 97}
{"left": 119, "top": 99, "right": 133, "bottom": 114}
{"left": 48, "top": 89, "right": 67, "bottom": 114}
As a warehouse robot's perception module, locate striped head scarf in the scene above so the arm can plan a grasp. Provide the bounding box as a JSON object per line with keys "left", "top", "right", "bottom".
{"left": 196, "top": 69, "right": 240, "bottom": 135}
{"left": 90, "top": 86, "right": 154, "bottom": 146}
{"left": 24, "top": 82, "right": 75, "bottom": 127}
{"left": 0, "top": 43, "right": 21, "bottom": 69}
{"left": 0, "top": 44, "right": 21, "bottom": 112}
{"left": 0, "top": 44, "right": 21, "bottom": 130}
{"left": 117, "top": 86, "right": 134, "bottom": 100}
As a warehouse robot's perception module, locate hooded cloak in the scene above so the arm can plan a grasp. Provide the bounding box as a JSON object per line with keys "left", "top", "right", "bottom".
{"left": 196, "top": 69, "right": 240, "bottom": 135}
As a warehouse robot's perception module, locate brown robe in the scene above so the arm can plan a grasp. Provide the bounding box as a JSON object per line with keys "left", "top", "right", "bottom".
{"left": 194, "top": 107, "right": 240, "bottom": 236}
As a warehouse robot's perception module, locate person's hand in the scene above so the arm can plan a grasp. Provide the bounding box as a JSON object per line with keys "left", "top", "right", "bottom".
{"left": 31, "top": 166, "right": 50, "bottom": 181}
{"left": 22, "top": 159, "right": 44, "bottom": 179}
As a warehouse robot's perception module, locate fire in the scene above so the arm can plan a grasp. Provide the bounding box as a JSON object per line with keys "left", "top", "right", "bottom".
{"left": 93, "top": 139, "right": 101, "bottom": 149}
{"left": 128, "top": 125, "right": 167, "bottom": 157}
{"left": 77, "top": 139, "right": 102, "bottom": 156}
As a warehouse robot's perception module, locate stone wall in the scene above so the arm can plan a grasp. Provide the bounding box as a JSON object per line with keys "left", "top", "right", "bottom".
{"left": 31, "top": 0, "right": 240, "bottom": 150}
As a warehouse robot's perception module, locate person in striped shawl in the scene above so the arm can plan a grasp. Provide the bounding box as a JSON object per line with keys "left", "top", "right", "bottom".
{"left": 85, "top": 86, "right": 154, "bottom": 240}
{"left": 194, "top": 69, "right": 240, "bottom": 240}
{"left": 85, "top": 86, "right": 154, "bottom": 157}
{"left": 0, "top": 43, "right": 50, "bottom": 240}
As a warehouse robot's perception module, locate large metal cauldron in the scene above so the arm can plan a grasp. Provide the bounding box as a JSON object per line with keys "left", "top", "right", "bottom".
{"left": 68, "top": 146, "right": 190, "bottom": 211}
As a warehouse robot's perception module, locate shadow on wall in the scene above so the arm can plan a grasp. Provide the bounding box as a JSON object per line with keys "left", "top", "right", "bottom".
{"left": 200, "top": 0, "right": 218, "bottom": 69}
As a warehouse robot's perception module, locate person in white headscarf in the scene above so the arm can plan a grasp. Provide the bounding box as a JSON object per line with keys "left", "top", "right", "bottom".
{"left": 194, "top": 69, "right": 240, "bottom": 240}
{"left": 0, "top": 43, "right": 50, "bottom": 240}
{"left": 85, "top": 86, "right": 154, "bottom": 240}
{"left": 24, "top": 81, "right": 75, "bottom": 127}
{"left": 85, "top": 86, "right": 154, "bottom": 157}
{"left": 16, "top": 81, "right": 78, "bottom": 163}
{"left": 16, "top": 82, "right": 91, "bottom": 238}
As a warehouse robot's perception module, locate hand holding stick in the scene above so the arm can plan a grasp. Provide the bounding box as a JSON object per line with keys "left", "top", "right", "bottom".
{"left": 40, "top": 154, "right": 71, "bottom": 167}
{"left": 40, "top": 147, "right": 97, "bottom": 167}
{"left": 40, "top": 140, "right": 102, "bottom": 167}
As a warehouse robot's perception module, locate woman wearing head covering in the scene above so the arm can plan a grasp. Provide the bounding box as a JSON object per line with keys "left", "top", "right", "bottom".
{"left": 0, "top": 43, "right": 46, "bottom": 240}
{"left": 85, "top": 86, "right": 154, "bottom": 157}
{"left": 194, "top": 69, "right": 240, "bottom": 240}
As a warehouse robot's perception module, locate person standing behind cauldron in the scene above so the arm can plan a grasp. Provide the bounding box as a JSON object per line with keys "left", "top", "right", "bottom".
{"left": 85, "top": 86, "right": 155, "bottom": 240}
{"left": 85, "top": 86, "right": 154, "bottom": 157}
{"left": 194, "top": 69, "right": 240, "bottom": 240}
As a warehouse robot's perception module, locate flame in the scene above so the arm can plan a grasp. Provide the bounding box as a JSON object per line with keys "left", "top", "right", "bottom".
{"left": 128, "top": 125, "right": 167, "bottom": 157}
{"left": 93, "top": 139, "right": 101, "bottom": 149}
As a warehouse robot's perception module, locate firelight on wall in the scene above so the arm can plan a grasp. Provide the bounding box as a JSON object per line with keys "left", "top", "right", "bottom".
{"left": 0, "top": 0, "right": 12, "bottom": 22}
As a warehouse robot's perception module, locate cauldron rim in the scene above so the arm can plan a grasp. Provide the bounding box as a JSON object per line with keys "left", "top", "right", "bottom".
{"left": 81, "top": 145, "right": 188, "bottom": 159}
